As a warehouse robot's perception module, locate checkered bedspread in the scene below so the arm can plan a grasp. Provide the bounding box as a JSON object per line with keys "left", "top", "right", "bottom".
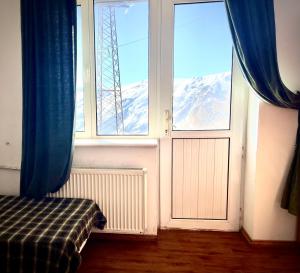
{"left": 0, "top": 195, "right": 106, "bottom": 273}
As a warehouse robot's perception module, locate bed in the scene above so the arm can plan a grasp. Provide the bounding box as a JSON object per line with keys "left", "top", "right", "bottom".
{"left": 0, "top": 195, "right": 106, "bottom": 273}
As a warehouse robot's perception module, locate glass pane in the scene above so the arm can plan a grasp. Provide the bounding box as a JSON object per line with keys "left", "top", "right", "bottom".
{"left": 75, "top": 6, "right": 85, "bottom": 132}
{"left": 173, "top": 2, "right": 232, "bottom": 131}
{"left": 94, "top": 1, "right": 149, "bottom": 136}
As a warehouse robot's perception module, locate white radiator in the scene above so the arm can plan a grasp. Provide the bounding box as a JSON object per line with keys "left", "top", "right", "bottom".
{"left": 49, "top": 168, "right": 147, "bottom": 234}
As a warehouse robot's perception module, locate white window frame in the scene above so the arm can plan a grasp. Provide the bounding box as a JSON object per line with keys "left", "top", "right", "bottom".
{"left": 75, "top": 0, "right": 160, "bottom": 139}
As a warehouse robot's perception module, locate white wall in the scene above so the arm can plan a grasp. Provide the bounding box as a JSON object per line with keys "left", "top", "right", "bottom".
{"left": 255, "top": 104, "right": 297, "bottom": 240}
{"left": 242, "top": 92, "right": 260, "bottom": 238}
{"left": 0, "top": 0, "right": 22, "bottom": 195}
{"left": 242, "top": 0, "right": 299, "bottom": 241}
{"left": 243, "top": 96, "right": 298, "bottom": 241}
{"left": 276, "top": 0, "right": 300, "bottom": 92}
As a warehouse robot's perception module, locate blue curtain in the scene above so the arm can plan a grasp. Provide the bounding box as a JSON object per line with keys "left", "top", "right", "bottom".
{"left": 20, "top": 0, "right": 77, "bottom": 198}
{"left": 225, "top": 0, "right": 300, "bottom": 215}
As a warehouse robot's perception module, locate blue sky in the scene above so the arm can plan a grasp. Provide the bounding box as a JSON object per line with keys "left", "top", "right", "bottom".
{"left": 112, "top": 2, "right": 149, "bottom": 85}
{"left": 76, "top": 7, "right": 83, "bottom": 89}
{"left": 78, "top": 1, "right": 232, "bottom": 86}
{"left": 174, "top": 2, "right": 232, "bottom": 78}
{"left": 115, "top": 1, "right": 232, "bottom": 84}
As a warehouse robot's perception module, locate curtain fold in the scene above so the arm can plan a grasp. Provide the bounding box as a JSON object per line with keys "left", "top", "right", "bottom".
{"left": 20, "top": 0, "right": 77, "bottom": 198}
{"left": 225, "top": 0, "right": 300, "bottom": 215}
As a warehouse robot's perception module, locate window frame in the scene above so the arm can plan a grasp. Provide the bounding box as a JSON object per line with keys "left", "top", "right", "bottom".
{"left": 76, "top": 0, "right": 93, "bottom": 138}
{"left": 75, "top": 0, "right": 160, "bottom": 139}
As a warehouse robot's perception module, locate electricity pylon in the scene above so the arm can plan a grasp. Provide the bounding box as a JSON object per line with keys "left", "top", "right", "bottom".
{"left": 96, "top": 5, "right": 124, "bottom": 134}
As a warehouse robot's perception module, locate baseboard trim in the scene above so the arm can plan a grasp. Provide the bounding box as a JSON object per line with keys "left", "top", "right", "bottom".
{"left": 240, "top": 227, "right": 299, "bottom": 248}
{"left": 90, "top": 228, "right": 299, "bottom": 245}
{"left": 90, "top": 232, "right": 157, "bottom": 242}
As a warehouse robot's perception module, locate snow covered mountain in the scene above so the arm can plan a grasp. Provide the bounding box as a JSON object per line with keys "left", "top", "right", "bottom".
{"left": 173, "top": 72, "right": 231, "bottom": 131}
{"left": 75, "top": 72, "right": 232, "bottom": 134}
{"left": 121, "top": 80, "right": 149, "bottom": 134}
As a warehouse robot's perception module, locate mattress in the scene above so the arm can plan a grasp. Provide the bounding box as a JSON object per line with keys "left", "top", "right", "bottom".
{"left": 0, "top": 195, "right": 106, "bottom": 273}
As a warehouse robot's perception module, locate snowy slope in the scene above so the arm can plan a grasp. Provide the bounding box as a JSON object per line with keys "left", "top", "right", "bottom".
{"left": 75, "top": 72, "right": 232, "bottom": 134}
{"left": 173, "top": 72, "right": 231, "bottom": 130}
{"left": 122, "top": 80, "right": 149, "bottom": 134}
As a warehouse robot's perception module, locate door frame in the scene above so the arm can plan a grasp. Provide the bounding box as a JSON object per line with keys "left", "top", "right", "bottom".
{"left": 159, "top": 0, "right": 249, "bottom": 231}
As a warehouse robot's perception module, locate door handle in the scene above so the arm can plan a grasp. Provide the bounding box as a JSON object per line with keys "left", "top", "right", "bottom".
{"left": 164, "top": 109, "right": 170, "bottom": 136}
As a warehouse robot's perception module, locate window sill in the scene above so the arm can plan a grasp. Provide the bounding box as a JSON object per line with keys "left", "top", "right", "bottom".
{"left": 74, "top": 138, "right": 159, "bottom": 147}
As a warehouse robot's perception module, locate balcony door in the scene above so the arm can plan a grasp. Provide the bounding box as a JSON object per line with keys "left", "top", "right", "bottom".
{"left": 159, "top": 0, "right": 248, "bottom": 230}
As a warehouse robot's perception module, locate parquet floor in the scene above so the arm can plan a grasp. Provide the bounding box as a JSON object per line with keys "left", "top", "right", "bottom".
{"left": 78, "top": 230, "right": 300, "bottom": 273}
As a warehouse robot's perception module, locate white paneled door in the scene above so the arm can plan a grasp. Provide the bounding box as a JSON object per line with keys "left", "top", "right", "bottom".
{"left": 159, "top": 0, "right": 248, "bottom": 231}
{"left": 172, "top": 138, "right": 229, "bottom": 220}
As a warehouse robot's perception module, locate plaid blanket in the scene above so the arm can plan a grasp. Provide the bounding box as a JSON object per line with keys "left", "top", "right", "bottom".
{"left": 0, "top": 195, "right": 106, "bottom": 273}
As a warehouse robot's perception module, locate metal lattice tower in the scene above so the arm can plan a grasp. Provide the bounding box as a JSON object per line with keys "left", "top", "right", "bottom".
{"left": 96, "top": 5, "right": 124, "bottom": 134}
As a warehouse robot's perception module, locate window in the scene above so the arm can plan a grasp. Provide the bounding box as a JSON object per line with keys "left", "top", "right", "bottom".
{"left": 76, "top": 0, "right": 149, "bottom": 137}
{"left": 172, "top": 2, "right": 232, "bottom": 131}
{"left": 75, "top": 0, "right": 233, "bottom": 138}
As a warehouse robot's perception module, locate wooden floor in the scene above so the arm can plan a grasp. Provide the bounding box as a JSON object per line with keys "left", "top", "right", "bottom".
{"left": 78, "top": 230, "right": 300, "bottom": 273}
